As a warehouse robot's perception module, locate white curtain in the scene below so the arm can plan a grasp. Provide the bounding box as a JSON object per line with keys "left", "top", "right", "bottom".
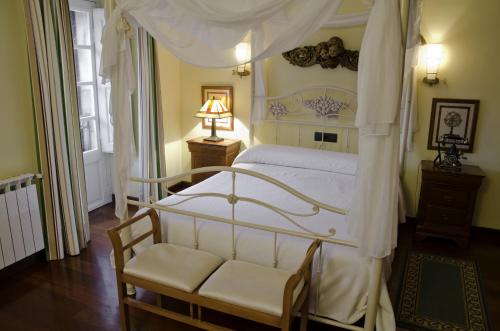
{"left": 103, "top": 0, "right": 343, "bottom": 70}
{"left": 400, "top": 0, "right": 422, "bottom": 168}
{"left": 398, "top": 0, "right": 422, "bottom": 221}
{"left": 348, "top": 0, "right": 404, "bottom": 259}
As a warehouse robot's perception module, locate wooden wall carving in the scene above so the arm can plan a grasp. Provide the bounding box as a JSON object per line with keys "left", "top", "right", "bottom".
{"left": 282, "top": 36, "right": 359, "bottom": 71}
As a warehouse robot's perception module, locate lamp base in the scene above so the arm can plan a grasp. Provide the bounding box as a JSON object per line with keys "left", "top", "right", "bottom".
{"left": 203, "top": 136, "right": 224, "bottom": 142}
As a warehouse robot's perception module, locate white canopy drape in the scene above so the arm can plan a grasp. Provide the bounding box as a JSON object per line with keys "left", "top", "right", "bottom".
{"left": 400, "top": 0, "right": 422, "bottom": 166}
{"left": 101, "top": 0, "right": 404, "bottom": 260}
{"left": 347, "top": 0, "right": 403, "bottom": 258}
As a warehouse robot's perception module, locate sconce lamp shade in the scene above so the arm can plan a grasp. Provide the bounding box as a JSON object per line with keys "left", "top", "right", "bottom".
{"left": 233, "top": 42, "right": 251, "bottom": 78}
{"left": 423, "top": 43, "right": 444, "bottom": 85}
{"left": 195, "top": 97, "right": 232, "bottom": 142}
{"left": 235, "top": 42, "right": 251, "bottom": 64}
{"left": 195, "top": 98, "right": 232, "bottom": 119}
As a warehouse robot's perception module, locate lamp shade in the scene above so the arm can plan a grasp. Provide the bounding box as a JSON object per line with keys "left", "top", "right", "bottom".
{"left": 235, "top": 42, "right": 251, "bottom": 64}
{"left": 195, "top": 98, "right": 232, "bottom": 119}
{"left": 424, "top": 44, "right": 444, "bottom": 79}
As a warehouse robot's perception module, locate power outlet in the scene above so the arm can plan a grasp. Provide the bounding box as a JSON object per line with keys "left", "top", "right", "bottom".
{"left": 314, "top": 132, "right": 338, "bottom": 143}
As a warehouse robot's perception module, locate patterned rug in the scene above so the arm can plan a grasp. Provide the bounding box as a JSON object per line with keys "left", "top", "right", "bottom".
{"left": 396, "top": 251, "right": 489, "bottom": 331}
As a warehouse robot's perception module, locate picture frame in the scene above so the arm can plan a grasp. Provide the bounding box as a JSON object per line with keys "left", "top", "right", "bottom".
{"left": 427, "top": 98, "right": 480, "bottom": 152}
{"left": 201, "top": 85, "right": 234, "bottom": 131}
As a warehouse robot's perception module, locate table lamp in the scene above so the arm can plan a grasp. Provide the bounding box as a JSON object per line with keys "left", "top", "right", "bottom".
{"left": 195, "top": 97, "right": 232, "bottom": 142}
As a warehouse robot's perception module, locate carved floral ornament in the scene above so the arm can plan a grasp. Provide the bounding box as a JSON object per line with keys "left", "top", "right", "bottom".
{"left": 282, "top": 36, "right": 359, "bottom": 71}
{"left": 303, "top": 96, "right": 348, "bottom": 117}
{"left": 268, "top": 101, "right": 288, "bottom": 119}
{"left": 267, "top": 96, "right": 348, "bottom": 118}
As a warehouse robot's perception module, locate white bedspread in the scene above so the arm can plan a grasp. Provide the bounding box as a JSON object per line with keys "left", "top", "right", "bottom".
{"left": 131, "top": 160, "right": 395, "bottom": 330}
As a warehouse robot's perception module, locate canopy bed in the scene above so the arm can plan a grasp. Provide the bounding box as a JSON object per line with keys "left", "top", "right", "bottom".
{"left": 101, "top": 1, "right": 417, "bottom": 330}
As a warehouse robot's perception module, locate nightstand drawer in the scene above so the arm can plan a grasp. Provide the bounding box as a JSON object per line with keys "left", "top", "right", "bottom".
{"left": 417, "top": 160, "right": 485, "bottom": 247}
{"left": 192, "top": 155, "right": 226, "bottom": 168}
{"left": 425, "top": 205, "right": 467, "bottom": 227}
{"left": 428, "top": 184, "right": 469, "bottom": 207}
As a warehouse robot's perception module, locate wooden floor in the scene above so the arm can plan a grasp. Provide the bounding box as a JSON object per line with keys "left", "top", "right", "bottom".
{"left": 0, "top": 203, "right": 499, "bottom": 331}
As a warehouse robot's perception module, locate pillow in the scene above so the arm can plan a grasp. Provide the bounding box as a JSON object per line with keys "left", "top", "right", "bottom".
{"left": 233, "top": 144, "right": 358, "bottom": 175}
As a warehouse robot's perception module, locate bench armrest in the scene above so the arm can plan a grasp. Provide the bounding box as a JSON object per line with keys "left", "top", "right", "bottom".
{"left": 107, "top": 208, "right": 161, "bottom": 271}
{"left": 282, "top": 240, "right": 321, "bottom": 313}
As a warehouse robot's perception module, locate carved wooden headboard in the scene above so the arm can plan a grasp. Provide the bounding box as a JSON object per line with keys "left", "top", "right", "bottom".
{"left": 253, "top": 85, "right": 358, "bottom": 153}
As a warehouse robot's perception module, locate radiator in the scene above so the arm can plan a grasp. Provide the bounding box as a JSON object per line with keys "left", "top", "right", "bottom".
{"left": 0, "top": 174, "right": 44, "bottom": 270}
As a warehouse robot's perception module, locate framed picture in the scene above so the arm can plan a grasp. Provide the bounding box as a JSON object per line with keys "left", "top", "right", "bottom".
{"left": 427, "top": 98, "right": 480, "bottom": 152}
{"left": 201, "top": 86, "right": 234, "bottom": 131}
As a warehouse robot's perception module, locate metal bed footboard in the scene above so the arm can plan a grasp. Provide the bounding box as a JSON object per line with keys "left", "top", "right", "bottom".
{"left": 127, "top": 166, "right": 383, "bottom": 331}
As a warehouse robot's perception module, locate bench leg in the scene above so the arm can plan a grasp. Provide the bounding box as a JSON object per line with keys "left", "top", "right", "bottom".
{"left": 118, "top": 282, "right": 131, "bottom": 331}
{"left": 299, "top": 296, "right": 309, "bottom": 331}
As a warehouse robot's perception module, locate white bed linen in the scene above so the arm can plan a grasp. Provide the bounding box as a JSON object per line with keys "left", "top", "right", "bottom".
{"left": 131, "top": 160, "right": 395, "bottom": 330}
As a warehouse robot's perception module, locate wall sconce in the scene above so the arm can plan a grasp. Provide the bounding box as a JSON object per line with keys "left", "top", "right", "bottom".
{"left": 233, "top": 42, "right": 251, "bottom": 78}
{"left": 422, "top": 43, "right": 444, "bottom": 86}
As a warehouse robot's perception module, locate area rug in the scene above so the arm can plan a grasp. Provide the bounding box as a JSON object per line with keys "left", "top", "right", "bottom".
{"left": 396, "top": 251, "right": 489, "bottom": 331}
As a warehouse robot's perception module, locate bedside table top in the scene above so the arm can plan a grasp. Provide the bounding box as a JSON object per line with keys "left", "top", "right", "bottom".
{"left": 187, "top": 137, "right": 241, "bottom": 147}
{"left": 421, "top": 160, "right": 485, "bottom": 177}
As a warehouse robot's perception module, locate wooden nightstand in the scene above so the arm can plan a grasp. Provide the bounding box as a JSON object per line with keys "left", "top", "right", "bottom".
{"left": 416, "top": 160, "right": 485, "bottom": 247}
{"left": 187, "top": 137, "right": 241, "bottom": 184}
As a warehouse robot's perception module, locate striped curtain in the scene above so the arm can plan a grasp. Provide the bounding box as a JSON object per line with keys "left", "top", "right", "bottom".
{"left": 138, "top": 28, "right": 166, "bottom": 202}
{"left": 24, "top": 0, "right": 89, "bottom": 260}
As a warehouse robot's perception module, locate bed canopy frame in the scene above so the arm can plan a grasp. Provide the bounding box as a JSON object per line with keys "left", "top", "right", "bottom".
{"left": 101, "top": 1, "right": 413, "bottom": 330}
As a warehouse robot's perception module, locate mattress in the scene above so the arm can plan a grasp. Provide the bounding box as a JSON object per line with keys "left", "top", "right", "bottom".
{"left": 131, "top": 145, "right": 395, "bottom": 330}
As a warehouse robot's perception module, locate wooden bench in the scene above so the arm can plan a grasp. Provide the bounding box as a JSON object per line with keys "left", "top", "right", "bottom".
{"left": 108, "top": 209, "right": 320, "bottom": 331}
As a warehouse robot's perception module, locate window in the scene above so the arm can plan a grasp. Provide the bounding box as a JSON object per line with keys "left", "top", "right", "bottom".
{"left": 70, "top": 0, "right": 113, "bottom": 153}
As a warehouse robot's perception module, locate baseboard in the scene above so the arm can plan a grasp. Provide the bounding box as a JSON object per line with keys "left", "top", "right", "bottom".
{"left": 401, "top": 216, "right": 500, "bottom": 239}
{"left": 111, "top": 194, "right": 139, "bottom": 205}
{"left": 471, "top": 225, "right": 500, "bottom": 238}
{"left": 0, "top": 250, "right": 46, "bottom": 281}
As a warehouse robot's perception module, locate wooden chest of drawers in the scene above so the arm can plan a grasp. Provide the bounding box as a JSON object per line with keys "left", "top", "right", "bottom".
{"left": 187, "top": 137, "right": 241, "bottom": 184}
{"left": 416, "top": 160, "right": 485, "bottom": 247}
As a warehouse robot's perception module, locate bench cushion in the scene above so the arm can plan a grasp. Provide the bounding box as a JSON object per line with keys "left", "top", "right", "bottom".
{"left": 124, "top": 243, "right": 223, "bottom": 293}
{"left": 198, "top": 260, "right": 304, "bottom": 316}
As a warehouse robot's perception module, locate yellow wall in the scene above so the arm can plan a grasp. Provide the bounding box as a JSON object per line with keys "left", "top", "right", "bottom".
{"left": 255, "top": 26, "right": 365, "bottom": 152}
{"left": 0, "top": 0, "right": 37, "bottom": 179}
{"left": 156, "top": 45, "right": 184, "bottom": 178}
{"left": 155, "top": 0, "right": 499, "bottom": 229}
{"left": 255, "top": 2, "right": 368, "bottom": 151}
{"left": 402, "top": 0, "right": 500, "bottom": 229}
{"left": 156, "top": 0, "right": 369, "bottom": 174}
{"left": 156, "top": 47, "right": 251, "bottom": 175}
{"left": 178, "top": 63, "right": 252, "bottom": 172}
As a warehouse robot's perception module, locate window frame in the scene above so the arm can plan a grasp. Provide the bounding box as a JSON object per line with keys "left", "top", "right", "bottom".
{"left": 70, "top": 0, "right": 101, "bottom": 155}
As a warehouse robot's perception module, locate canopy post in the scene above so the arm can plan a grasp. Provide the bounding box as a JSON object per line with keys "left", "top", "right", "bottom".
{"left": 363, "top": 258, "right": 384, "bottom": 331}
